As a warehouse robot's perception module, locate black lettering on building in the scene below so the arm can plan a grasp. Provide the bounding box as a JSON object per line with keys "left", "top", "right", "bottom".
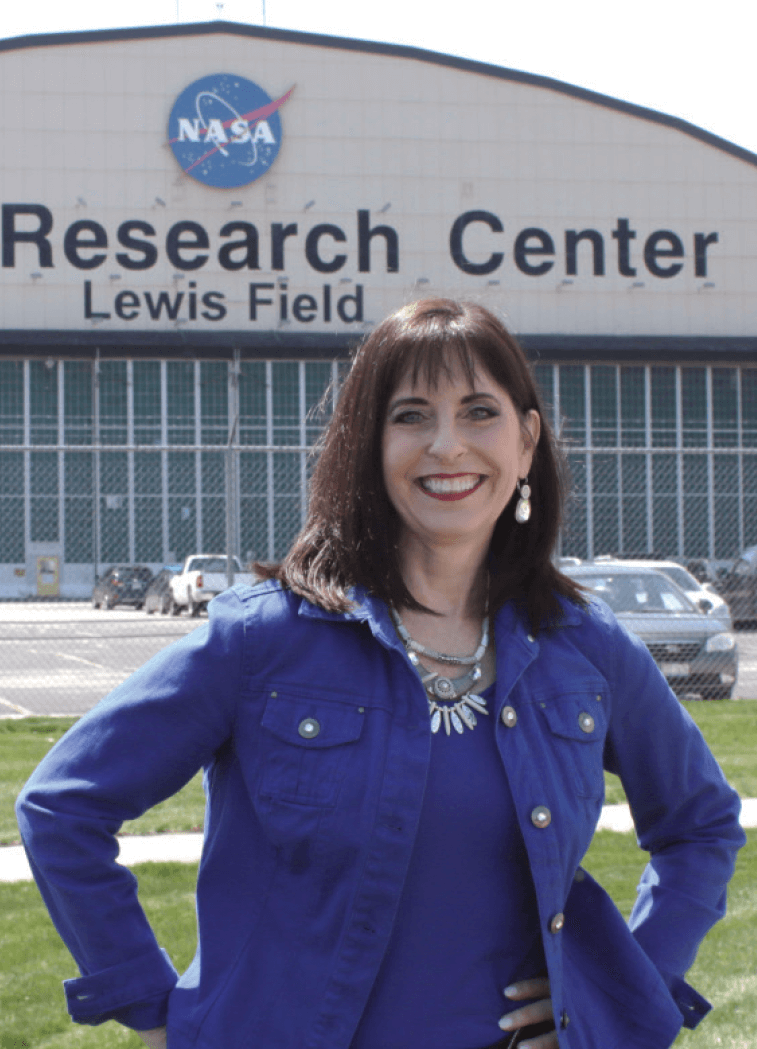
{"left": 644, "top": 230, "right": 684, "bottom": 278}
{"left": 219, "top": 221, "right": 260, "bottom": 271}
{"left": 83, "top": 280, "right": 110, "bottom": 319}
{"left": 249, "top": 282, "right": 275, "bottom": 319}
{"left": 358, "top": 210, "right": 399, "bottom": 273}
{"left": 144, "top": 291, "right": 184, "bottom": 320}
{"left": 2, "top": 204, "right": 53, "bottom": 268}
{"left": 337, "top": 284, "right": 364, "bottom": 322}
{"left": 514, "top": 228, "right": 554, "bottom": 276}
{"left": 694, "top": 232, "right": 718, "bottom": 278}
{"left": 64, "top": 220, "right": 108, "bottom": 270}
{"left": 611, "top": 218, "right": 637, "bottom": 277}
{"left": 305, "top": 224, "right": 347, "bottom": 273}
{"left": 166, "top": 222, "right": 209, "bottom": 271}
{"left": 116, "top": 221, "right": 158, "bottom": 270}
{"left": 565, "top": 229, "right": 605, "bottom": 276}
{"left": 271, "top": 223, "right": 298, "bottom": 271}
{"left": 449, "top": 211, "right": 504, "bottom": 275}
{"left": 292, "top": 293, "right": 318, "bottom": 322}
{"left": 201, "top": 291, "right": 227, "bottom": 320}
{"left": 114, "top": 290, "right": 140, "bottom": 320}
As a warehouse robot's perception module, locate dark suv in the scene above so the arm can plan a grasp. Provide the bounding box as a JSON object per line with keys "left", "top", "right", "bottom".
{"left": 714, "top": 545, "right": 757, "bottom": 626}
{"left": 92, "top": 565, "right": 153, "bottom": 610}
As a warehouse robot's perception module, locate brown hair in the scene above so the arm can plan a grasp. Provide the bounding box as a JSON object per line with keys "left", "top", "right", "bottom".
{"left": 254, "top": 298, "right": 586, "bottom": 632}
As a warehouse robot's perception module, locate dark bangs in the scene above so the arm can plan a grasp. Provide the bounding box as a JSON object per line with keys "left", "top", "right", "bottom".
{"left": 361, "top": 300, "right": 538, "bottom": 423}
{"left": 254, "top": 298, "right": 586, "bottom": 631}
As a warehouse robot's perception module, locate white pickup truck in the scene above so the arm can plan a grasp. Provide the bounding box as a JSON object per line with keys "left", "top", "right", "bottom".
{"left": 169, "top": 554, "right": 257, "bottom": 616}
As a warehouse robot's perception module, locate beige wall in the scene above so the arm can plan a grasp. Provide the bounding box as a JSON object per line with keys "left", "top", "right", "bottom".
{"left": 0, "top": 28, "right": 755, "bottom": 337}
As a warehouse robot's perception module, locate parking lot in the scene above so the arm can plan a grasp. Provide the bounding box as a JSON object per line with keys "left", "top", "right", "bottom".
{"left": 1, "top": 602, "right": 757, "bottom": 717}
{"left": 0, "top": 604, "right": 202, "bottom": 717}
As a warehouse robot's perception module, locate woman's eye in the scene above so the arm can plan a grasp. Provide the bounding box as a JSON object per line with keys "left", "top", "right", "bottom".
{"left": 468, "top": 405, "right": 499, "bottom": 420}
{"left": 392, "top": 410, "right": 425, "bottom": 424}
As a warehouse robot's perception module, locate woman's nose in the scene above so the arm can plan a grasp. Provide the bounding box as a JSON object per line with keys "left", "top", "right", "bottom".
{"left": 428, "top": 418, "right": 465, "bottom": 459}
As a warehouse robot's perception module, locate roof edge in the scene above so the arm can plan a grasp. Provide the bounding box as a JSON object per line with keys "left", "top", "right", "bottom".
{"left": 2, "top": 19, "right": 756, "bottom": 171}
{"left": 1, "top": 330, "right": 756, "bottom": 363}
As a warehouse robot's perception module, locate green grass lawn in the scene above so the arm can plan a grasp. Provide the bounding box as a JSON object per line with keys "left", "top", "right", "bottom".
{"left": 1, "top": 830, "right": 754, "bottom": 1047}
{"left": 3, "top": 701, "right": 755, "bottom": 843}
{"left": 2, "top": 706, "right": 755, "bottom": 1045}
{"left": 0, "top": 718, "right": 205, "bottom": 845}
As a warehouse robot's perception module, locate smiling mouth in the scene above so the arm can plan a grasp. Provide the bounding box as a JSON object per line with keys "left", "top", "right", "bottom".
{"left": 418, "top": 474, "right": 485, "bottom": 500}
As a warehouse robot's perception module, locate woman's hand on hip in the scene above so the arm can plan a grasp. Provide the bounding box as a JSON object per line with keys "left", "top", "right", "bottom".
{"left": 498, "top": 977, "right": 558, "bottom": 1048}
{"left": 136, "top": 1026, "right": 167, "bottom": 1049}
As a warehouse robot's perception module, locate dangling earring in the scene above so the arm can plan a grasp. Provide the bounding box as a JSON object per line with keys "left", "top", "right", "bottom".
{"left": 515, "top": 477, "right": 531, "bottom": 523}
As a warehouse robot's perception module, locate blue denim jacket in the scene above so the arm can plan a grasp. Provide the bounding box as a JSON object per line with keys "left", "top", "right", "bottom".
{"left": 17, "top": 582, "right": 745, "bottom": 1049}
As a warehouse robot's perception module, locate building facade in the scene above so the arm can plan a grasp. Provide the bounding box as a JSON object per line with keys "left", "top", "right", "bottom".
{"left": 1, "top": 21, "right": 755, "bottom": 597}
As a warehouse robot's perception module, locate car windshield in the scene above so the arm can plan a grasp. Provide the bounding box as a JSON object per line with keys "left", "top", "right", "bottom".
{"left": 113, "top": 567, "right": 151, "bottom": 582}
{"left": 658, "top": 565, "right": 700, "bottom": 591}
{"left": 190, "top": 557, "right": 238, "bottom": 573}
{"left": 577, "top": 572, "right": 695, "bottom": 613}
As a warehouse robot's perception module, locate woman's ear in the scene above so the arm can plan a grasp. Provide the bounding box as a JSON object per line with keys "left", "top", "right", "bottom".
{"left": 520, "top": 410, "right": 541, "bottom": 472}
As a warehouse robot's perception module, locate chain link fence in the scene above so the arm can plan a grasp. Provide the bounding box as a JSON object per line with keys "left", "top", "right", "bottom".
{"left": 1, "top": 357, "right": 755, "bottom": 714}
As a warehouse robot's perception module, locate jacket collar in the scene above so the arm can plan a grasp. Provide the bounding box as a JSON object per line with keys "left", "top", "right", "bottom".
{"left": 298, "top": 586, "right": 585, "bottom": 652}
{"left": 297, "top": 588, "right": 405, "bottom": 653}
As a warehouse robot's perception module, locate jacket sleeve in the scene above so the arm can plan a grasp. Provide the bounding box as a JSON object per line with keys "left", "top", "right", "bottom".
{"left": 15, "top": 588, "right": 247, "bottom": 1030}
{"left": 599, "top": 608, "right": 746, "bottom": 1029}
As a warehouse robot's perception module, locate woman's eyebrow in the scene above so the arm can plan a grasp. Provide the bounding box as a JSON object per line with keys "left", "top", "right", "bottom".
{"left": 387, "top": 396, "right": 428, "bottom": 412}
{"left": 388, "top": 391, "right": 499, "bottom": 414}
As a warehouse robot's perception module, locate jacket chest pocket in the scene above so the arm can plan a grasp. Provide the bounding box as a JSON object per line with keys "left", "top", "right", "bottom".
{"left": 257, "top": 692, "right": 366, "bottom": 807}
{"left": 535, "top": 692, "right": 607, "bottom": 799}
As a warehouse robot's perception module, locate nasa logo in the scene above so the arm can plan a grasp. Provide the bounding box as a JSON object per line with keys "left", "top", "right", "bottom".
{"left": 168, "top": 74, "right": 293, "bottom": 189}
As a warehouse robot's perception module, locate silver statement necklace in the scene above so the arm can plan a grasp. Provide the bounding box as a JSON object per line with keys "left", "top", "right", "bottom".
{"left": 391, "top": 607, "right": 490, "bottom": 736}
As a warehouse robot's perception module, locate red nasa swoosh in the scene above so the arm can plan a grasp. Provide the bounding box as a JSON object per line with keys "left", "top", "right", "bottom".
{"left": 170, "top": 85, "right": 295, "bottom": 172}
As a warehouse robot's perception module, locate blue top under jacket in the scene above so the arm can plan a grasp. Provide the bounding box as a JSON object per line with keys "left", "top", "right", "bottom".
{"left": 17, "top": 582, "right": 746, "bottom": 1049}
{"left": 350, "top": 683, "right": 546, "bottom": 1049}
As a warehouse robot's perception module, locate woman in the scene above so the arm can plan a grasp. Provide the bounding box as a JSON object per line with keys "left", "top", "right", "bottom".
{"left": 18, "top": 299, "right": 744, "bottom": 1049}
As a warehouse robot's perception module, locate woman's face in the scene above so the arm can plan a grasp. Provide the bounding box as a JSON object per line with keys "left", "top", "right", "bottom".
{"left": 382, "top": 359, "right": 540, "bottom": 554}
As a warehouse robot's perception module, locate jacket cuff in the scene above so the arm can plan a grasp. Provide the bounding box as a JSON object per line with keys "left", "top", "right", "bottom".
{"left": 659, "top": 969, "right": 712, "bottom": 1029}
{"left": 64, "top": 948, "right": 178, "bottom": 1027}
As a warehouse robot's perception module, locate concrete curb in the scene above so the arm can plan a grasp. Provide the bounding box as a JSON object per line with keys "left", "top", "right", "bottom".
{"left": 4, "top": 802, "right": 755, "bottom": 884}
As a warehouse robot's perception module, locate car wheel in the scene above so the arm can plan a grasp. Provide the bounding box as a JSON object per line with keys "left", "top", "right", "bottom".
{"left": 160, "top": 595, "right": 170, "bottom": 615}
{"left": 188, "top": 597, "right": 201, "bottom": 618}
{"left": 170, "top": 597, "right": 181, "bottom": 616}
{"left": 145, "top": 601, "right": 155, "bottom": 614}
{"left": 104, "top": 596, "right": 116, "bottom": 610}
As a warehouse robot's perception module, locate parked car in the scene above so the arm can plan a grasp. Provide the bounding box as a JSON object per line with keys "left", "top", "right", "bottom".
{"left": 143, "top": 565, "right": 183, "bottom": 615}
{"left": 169, "top": 554, "right": 257, "bottom": 616}
{"left": 91, "top": 565, "right": 153, "bottom": 610}
{"left": 593, "top": 556, "right": 732, "bottom": 629}
{"left": 563, "top": 562, "right": 738, "bottom": 699}
{"left": 710, "top": 544, "right": 757, "bottom": 627}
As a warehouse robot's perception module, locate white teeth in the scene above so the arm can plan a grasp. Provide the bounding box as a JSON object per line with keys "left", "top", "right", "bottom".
{"left": 420, "top": 475, "right": 481, "bottom": 494}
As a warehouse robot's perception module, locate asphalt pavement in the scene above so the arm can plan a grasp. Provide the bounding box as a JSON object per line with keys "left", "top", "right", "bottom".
{"left": 1, "top": 603, "right": 756, "bottom": 718}
{"left": 0, "top": 603, "right": 202, "bottom": 717}
{"left": 3, "top": 602, "right": 754, "bottom": 883}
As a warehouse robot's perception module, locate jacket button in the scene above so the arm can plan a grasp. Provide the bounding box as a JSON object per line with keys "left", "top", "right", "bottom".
{"left": 560, "top": 1010, "right": 570, "bottom": 1028}
{"left": 298, "top": 717, "right": 320, "bottom": 739}
{"left": 500, "top": 705, "right": 518, "bottom": 727}
{"left": 574, "top": 867, "right": 586, "bottom": 882}
{"left": 549, "top": 912, "right": 565, "bottom": 933}
{"left": 531, "top": 805, "right": 551, "bottom": 828}
{"left": 578, "top": 712, "right": 595, "bottom": 733}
